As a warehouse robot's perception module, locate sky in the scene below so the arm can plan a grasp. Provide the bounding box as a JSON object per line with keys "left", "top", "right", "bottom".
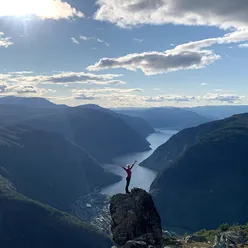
{"left": 0, "top": 0, "right": 248, "bottom": 108}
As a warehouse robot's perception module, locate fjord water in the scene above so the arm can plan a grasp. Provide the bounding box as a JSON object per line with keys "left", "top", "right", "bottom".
{"left": 101, "top": 129, "right": 177, "bottom": 195}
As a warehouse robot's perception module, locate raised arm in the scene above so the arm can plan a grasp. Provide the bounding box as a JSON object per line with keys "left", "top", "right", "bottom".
{"left": 119, "top": 165, "right": 127, "bottom": 171}
{"left": 131, "top": 160, "right": 137, "bottom": 169}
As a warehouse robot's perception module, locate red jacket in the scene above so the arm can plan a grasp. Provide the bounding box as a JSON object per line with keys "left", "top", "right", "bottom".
{"left": 124, "top": 167, "right": 132, "bottom": 179}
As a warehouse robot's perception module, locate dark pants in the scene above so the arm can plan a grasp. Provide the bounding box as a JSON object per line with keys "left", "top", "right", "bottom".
{"left": 125, "top": 177, "right": 131, "bottom": 194}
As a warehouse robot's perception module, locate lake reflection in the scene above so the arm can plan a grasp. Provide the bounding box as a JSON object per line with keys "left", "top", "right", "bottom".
{"left": 101, "top": 129, "right": 177, "bottom": 195}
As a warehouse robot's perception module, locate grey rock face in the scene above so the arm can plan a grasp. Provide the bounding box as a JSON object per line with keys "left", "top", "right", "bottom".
{"left": 123, "top": 241, "right": 148, "bottom": 248}
{"left": 213, "top": 231, "right": 246, "bottom": 248}
{"left": 110, "top": 188, "right": 162, "bottom": 247}
{"left": 185, "top": 234, "right": 208, "bottom": 243}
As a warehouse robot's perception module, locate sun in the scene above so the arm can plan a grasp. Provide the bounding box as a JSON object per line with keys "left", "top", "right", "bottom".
{"left": 0, "top": 0, "right": 53, "bottom": 18}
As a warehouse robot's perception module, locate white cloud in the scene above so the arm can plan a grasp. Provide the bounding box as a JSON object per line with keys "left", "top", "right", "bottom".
{"left": 201, "top": 83, "right": 208, "bottom": 86}
{"left": 95, "top": 0, "right": 248, "bottom": 30}
{"left": 73, "top": 88, "right": 143, "bottom": 94}
{"left": 92, "top": 80, "right": 126, "bottom": 85}
{"left": 96, "top": 38, "right": 110, "bottom": 47}
{"left": 141, "top": 93, "right": 247, "bottom": 104}
{"left": 0, "top": 81, "right": 55, "bottom": 95}
{"left": 73, "top": 88, "right": 143, "bottom": 102}
{"left": 134, "top": 38, "right": 143, "bottom": 43}
{"left": 74, "top": 92, "right": 140, "bottom": 103}
{"left": 0, "top": 32, "right": 13, "bottom": 48}
{"left": 74, "top": 94, "right": 97, "bottom": 100}
{"left": 153, "top": 88, "right": 160, "bottom": 91}
{"left": 80, "top": 36, "right": 94, "bottom": 41}
{"left": 92, "top": 1, "right": 248, "bottom": 77}
{"left": 79, "top": 36, "right": 110, "bottom": 47}
{"left": 10, "top": 71, "right": 34, "bottom": 75}
{"left": 70, "top": 86, "right": 248, "bottom": 107}
{"left": 0, "top": 74, "right": 12, "bottom": 80}
{"left": 201, "top": 93, "right": 246, "bottom": 103}
{"left": 143, "top": 93, "right": 247, "bottom": 104}
{"left": 88, "top": 49, "right": 220, "bottom": 75}
{"left": 0, "top": 0, "right": 84, "bottom": 20}
{"left": 238, "top": 43, "right": 248, "bottom": 48}
{"left": 87, "top": 27, "right": 248, "bottom": 75}
{"left": 7, "top": 72, "right": 123, "bottom": 85}
{"left": 143, "top": 95, "right": 196, "bottom": 102}
{"left": 71, "top": 37, "right": 80, "bottom": 45}
{"left": 173, "top": 29, "right": 248, "bottom": 52}
{"left": 214, "top": 89, "right": 225, "bottom": 92}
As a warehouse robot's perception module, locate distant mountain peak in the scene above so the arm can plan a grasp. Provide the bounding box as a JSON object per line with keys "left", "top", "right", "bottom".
{"left": 0, "top": 96, "right": 67, "bottom": 109}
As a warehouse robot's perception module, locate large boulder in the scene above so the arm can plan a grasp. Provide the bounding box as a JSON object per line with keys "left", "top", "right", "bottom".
{"left": 162, "top": 230, "right": 183, "bottom": 247}
{"left": 185, "top": 234, "right": 208, "bottom": 243}
{"left": 110, "top": 188, "right": 162, "bottom": 247}
{"left": 213, "top": 231, "right": 246, "bottom": 248}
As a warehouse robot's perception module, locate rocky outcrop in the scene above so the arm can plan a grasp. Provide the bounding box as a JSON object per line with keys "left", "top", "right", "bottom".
{"left": 162, "top": 230, "right": 183, "bottom": 248}
{"left": 213, "top": 231, "right": 246, "bottom": 248}
{"left": 110, "top": 188, "right": 162, "bottom": 248}
{"left": 185, "top": 234, "right": 208, "bottom": 243}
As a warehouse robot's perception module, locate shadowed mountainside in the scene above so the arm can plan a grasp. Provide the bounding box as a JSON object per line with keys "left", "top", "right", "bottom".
{"left": 0, "top": 126, "right": 120, "bottom": 210}
{"left": 0, "top": 175, "right": 113, "bottom": 248}
{"left": 150, "top": 114, "right": 248, "bottom": 232}
{"left": 116, "top": 107, "right": 211, "bottom": 130}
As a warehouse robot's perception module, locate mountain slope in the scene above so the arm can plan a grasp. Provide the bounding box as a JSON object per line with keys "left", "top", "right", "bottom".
{"left": 140, "top": 124, "right": 204, "bottom": 171}
{"left": 0, "top": 103, "right": 151, "bottom": 163}
{"left": 118, "top": 114, "right": 155, "bottom": 137}
{"left": 141, "top": 113, "right": 247, "bottom": 171}
{"left": 0, "top": 126, "right": 120, "bottom": 210}
{"left": 0, "top": 96, "right": 66, "bottom": 108}
{"left": 0, "top": 175, "right": 113, "bottom": 248}
{"left": 116, "top": 107, "right": 211, "bottom": 130}
{"left": 0, "top": 97, "right": 154, "bottom": 138}
{"left": 189, "top": 105, "right": 248, "bottom": 119}
{"left": 21, "top": 107, "right": 151, "bottom": 163}
{"left": 150, "top": 114, "right": 248, "bottom": 232}
{"left": 82, "top": 104, "right": 155, "bottom": 137}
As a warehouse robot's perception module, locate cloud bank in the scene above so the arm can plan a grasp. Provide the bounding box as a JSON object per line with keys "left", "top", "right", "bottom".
{"left": 0, "top": 82, "right": 55, "bottom": 95}
{"left": 95, "top": 0, "right": 248, "bottom": 29}
{"left": 0, "top": 32, "right": 13, "bottom": 48}
{"left": 88, "top": 1, "right": 248, "bottom": 76}
{"left": 0, "top": 0, "right": 84, "bottom": 20}
{"left": 88, "top": 49, "right": 220, "bottom": 75}
{"left": 3, "top": 72, "right": 125, "bottom": 85}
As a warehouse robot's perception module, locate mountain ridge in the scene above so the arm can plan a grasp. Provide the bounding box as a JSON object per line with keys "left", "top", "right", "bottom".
{"left": 115, "top": 107, "right": 211, "bottom": 130}
{"left": 150, "top": 113, "right": 248, "bottom": 232}
{"left": 0, "top": 125, "right": 120, "bottom": 210}
{"left": 0, "top": 99, "right": 152, "bottom": 163}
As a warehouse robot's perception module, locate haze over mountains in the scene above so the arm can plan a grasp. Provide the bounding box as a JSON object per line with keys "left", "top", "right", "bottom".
{"left": 116, "top": 108, "right": 211, "bottom": 130}
{"left": 0, "top": 96, "right": 66, "bottom": 109}
{"left": 188, "top": 106, "right": 248, "bottom": 120}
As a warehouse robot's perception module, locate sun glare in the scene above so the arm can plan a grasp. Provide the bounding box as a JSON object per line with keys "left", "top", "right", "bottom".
{"left": 0, "top": 0, "right": 56, "bottom": 18}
